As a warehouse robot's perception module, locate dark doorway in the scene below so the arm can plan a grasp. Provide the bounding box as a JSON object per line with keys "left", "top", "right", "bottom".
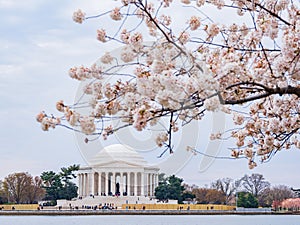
{"left": 116, "top": 182, "right": 120, "bottom": 196}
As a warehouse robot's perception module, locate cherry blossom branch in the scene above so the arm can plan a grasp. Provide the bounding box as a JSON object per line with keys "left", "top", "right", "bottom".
{"left": 252, "top": 1, "right": 292, "bottom": 26}
{"left": 137, "top": 0, "right": 197, "bottom": 64}
{"left": 259, "top": 42, "right": 274, "bottom": 76}
{"left": 189, "top": 147, "right": 247, "bottom": 160}
{"left": 167, "top": 112, "right": 174, "bottom": 154}
{"left": 38, "top": 1, "right": 300, "bottom": 169}
{"left": 190, "top": 39, "right": 281, "bottom": 52}
{"left": 223, "top": 82, "right": 300, "bottom": 105}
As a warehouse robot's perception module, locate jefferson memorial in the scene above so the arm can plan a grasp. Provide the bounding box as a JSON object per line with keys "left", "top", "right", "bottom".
{"left": 77, "top": 144, "right": 160, "bottom": 197}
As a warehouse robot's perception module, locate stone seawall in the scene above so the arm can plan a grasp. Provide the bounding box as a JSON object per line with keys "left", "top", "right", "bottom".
{"left": 0, "top": 210, "right": 299, "bottom": 216}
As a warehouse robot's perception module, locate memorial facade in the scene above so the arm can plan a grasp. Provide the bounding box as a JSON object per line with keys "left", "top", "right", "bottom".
{"left": 77, "top": 144, "right": 159, "bottom": 197}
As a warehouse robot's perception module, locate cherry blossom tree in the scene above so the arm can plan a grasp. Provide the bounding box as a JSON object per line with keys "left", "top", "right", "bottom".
{"left": 36, "top": 0, "right": 300, "bottom": 168}
{"left": 281, "top": 198, "right": 300, "bottom": 211}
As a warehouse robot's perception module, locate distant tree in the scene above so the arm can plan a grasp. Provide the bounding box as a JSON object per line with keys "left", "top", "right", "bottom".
{"left": 2, "top": 172, "right": 45, "bottom": 204}
{"left": 281, "top": 198, "right": 300, "bottom": 211}
{"left": 59, "top": 182, "right": 78, "bottom": 200}
{"left": 59, "top": 164, "right": 80, "bottom": 184}
{"left": 258, "top": 185, "right": 296, "bottom": 207}
{"left": 237, "top": 192, "right": 258, "bottom": 208}
{"left": 181, "top": 191, "right": 196, "bottom": 202}
{"left": 41, "top": 165, "right": 79, "bottom": 201}
{"left": 241, "top": 174, "right": 270, "bottom": 197}
{"left": 205, "top": 189, "right": 226, "bottom": 204}
{"left": 183, "top": 183, "right": 199, "bottom": 192}
{"left": 59, "top": 164, "right": 79, "bottom": 200}
{"left": 211, "top": 178, "right": 240, "bottom": 205}
{"left": 40, "top": 171, "right": 60, "bottom": 188}
{"left": 0, "top": 180, "right": 8, "bottom": 204}
{"left": 154, "top": 181, "right": 169, "bottom": 201}
{"left": 168, "top": 175, "right": 185, "bottom": 202}
{"left": 192, "top": 187, "right": 226, "bottom": 204}
{"left": 154, "top": 175, "right": 185, "bottom": 203}
{"left": 41, "top": 171, "right": 62, "bottom": 201}
{"left": 3, "top": 172, "right": 32, "bottom": 203}
{"left": 192, "top": 188, "right": 209, "bottom": 204}
{"left": 26, "top": 176, "right": 46, "bottom": 203}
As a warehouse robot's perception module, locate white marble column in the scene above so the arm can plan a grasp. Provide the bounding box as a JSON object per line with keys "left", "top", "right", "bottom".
{"left": 105, "top": 172, "right": 109, "bottom": 195}
{"left": 150, "top": 174, "right": 152, "bottom": 196}
{"left": 143, "top": 173, "right": 146, "bottom": 196}
{"left": 98, "top": 173, "right": 102, "bottom": 195}
{"left": 82, "top": 173, "right": 85, "bottom": 196}
{"left": 89, "top": 172, "right": 94, "bottom": 196}
{"left": 81, "top": 174, "right": 84, "bottom": 196}
{"left": 134, "top": 172, "right": 138, "bottom": 196}
{"left": 149, "top": 174, "right": 153, "bottom": 196}
{"left": 152, "top": 174, "right": 155, "bottom": 196}
{"left": 141, "top": 173, "right": 145, "bottom": 196}
{"left": 85, "top": 173, "right": 87, "bottom": 196}
{"left": 80, "top": 174, "right": 83, "bottom": 196}
{"left": 148, "top": 174, "right": 151, "bottom": 196}
{"left": 145, "top": 173, "right": 149, "bottom": 196}
{"left": 128, "top": 173, "right": 132, "bottom": 196}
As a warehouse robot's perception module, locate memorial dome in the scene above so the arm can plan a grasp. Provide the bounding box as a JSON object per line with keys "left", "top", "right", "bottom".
{"left": 90, "top": 144, "right": 147, "bottom": 166}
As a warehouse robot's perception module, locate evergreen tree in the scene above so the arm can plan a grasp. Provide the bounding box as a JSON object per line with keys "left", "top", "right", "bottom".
{"left": 41, "top": 164, "right": 79, "bottom": 202}
{"left": 41, "top": 171, "right": 62, "bottom": 201}
{"left": 237, "top": 192, "right": 258, "bottom": 208}
{"left": 154, "top": 175, "right": 185, "bottom": 203}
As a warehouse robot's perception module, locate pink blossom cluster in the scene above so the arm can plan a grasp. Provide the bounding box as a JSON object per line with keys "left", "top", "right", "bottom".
{"left": 69, "top": 64, "right": 102, "bottom": 80}
{"left": 36, "top": 112, "right": 60, "bottom": 131}
{"left": 80, "top": 116, "right": 96, "bottom": 135}
{"left": 163, "top": 0, "right": 173, "bottom": 7}
{"left": 72, "top": 9, "right": 85, "bottom": 24}
{"left": 121, "top": 0, "right": 137, "bottom": 6}
{"left": 181, "top": 0, "right": 191, "bottom": 4}
{"left": 178, "top": 31, "right": 190, "bottom": 45}
{"left": 189, "top": 16, "right": 201, "bottom": 31}
{"left": 229, "top": 95, "right": 300, "bottom": 168}
{"left": 100, "top": 52, "right": 114, "bottom": 64}
{"left": 160, "top": 15, "right": 172, "bottom": 26}
{"left": 96, "top": 29, "right": 106, "bottom": 42}
{"left": 156, "top": 132, "right": 169, "bottom": 147}
{"left": 110, "top": 7, "right": 122, "bottom": 21}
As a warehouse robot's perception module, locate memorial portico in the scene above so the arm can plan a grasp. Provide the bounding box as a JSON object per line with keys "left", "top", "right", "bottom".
{"left": 77, "top": 144, "right": 159, "bottom": 197}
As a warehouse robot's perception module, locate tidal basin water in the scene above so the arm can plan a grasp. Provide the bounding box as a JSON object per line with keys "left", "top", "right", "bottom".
{"left": 1, "top": 215, "right": 300, "bottom": 225}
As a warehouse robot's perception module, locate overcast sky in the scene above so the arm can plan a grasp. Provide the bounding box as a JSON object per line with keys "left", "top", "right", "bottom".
{"left": 0, "top": 0, "right": 299, "bottom": 188}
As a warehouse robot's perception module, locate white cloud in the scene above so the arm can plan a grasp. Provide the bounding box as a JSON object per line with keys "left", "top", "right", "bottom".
{"left": 0, "top": 64, "right": 22, "bottom": 78}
